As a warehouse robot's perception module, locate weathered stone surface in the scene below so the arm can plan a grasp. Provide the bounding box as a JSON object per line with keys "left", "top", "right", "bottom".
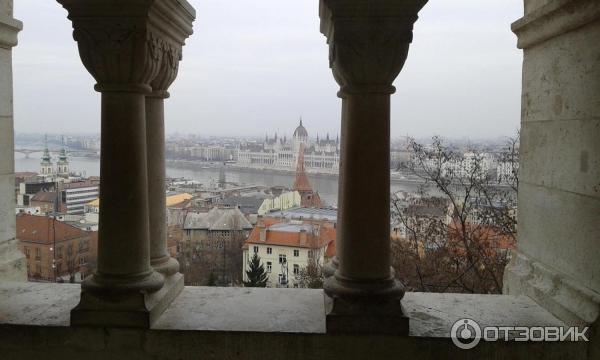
{"left": 520, "top": 119, "right": 600, "bottom": 200}
{"left": 0, "top": 0, "right": 25, "bottom": 283}
{"left": 0, "top": 12, "right": 20, "bottom": 49}
{"left": 0, "top": 282, "right": 588, "bottom": 359}
{"left": 508, "top": 181, "right": 600, "bottom": 292}
{"left": 514, "top": 0, "right": 600, "bottom": 48}
{"left": 0, "top": 49, "right": 14, "bottom": 116}
{"left": 0, "top": 282, "right": 566, "bottom": 335}
{"left": 506, "top": 0, "right": 600, "bottom": 340}
{"left": 0, "top": 116, "right": 14, "bottom": 174}
{"left": 155, "top": 286, "right": 326, "bottom": 333}
{"left": 520, "top": 22, "right": 600, "bottom": 123}
{"left": 504, "top": 250, "right": 600, "bottom": 326}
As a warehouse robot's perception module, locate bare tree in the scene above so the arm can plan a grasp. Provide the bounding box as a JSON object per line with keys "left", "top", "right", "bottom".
{"left": 393, "top": 134, "right": 519, "bottom": 294}
{"left": 296, "top": 246, "right": 325, "bottom": 289}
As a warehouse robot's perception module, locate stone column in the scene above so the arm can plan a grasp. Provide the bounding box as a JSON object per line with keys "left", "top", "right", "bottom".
{"left": 320, "top": 0, "right": 427, "bottom": 335}
{"left": 146, "top": 35, "right": 192, "bottom": 301}
{"left": 0, "top": 0, "right": 26, "bottom": 282}
{"left": 58, "top": 0, "right": 195, "bottom": 328}
{"left": 147, "top": 91, "right": 178, "bottom": 275}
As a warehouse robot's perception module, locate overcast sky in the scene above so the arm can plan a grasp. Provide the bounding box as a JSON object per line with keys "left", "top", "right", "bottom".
{"left": 13, "top": 0, "right": 523, "bottom": 139}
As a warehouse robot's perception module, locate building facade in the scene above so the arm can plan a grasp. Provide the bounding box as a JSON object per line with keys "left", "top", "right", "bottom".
{"left": 16, "top": 213, "right": 97, "bottom": 282}
{"left": 237, "top": 119, "right": 341, "bottom": 174}
{"left": 181, "top": 207, "right": 253, "bottom": 284}
{"left": 60, "top": 180, "right": 100, "bottom": 215}
{"left": 242, "top": 217, "right": 335, "bottom": 288}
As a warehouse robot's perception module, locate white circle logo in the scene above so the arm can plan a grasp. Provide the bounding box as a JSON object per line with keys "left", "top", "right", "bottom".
{"left": 451, "top": 318, "right": 482, "bottom": 349}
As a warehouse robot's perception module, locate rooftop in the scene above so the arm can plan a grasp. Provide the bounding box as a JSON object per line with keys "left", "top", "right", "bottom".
{"left": 184, "top": 207, "right": 253, "bottom": 231}
{"left": 246, "top": 217, "right": 335, "bottom": 249}
{"left": 30, "top": 191, "right": 57, "bottom": 203}
{"left": 16, "top": 213, "right": 88, "bottom": 244}
{"left": 268, "top": 207, "right": 338, "bottom": 222}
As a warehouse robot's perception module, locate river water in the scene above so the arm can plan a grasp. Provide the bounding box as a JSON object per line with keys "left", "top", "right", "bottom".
{"left": 15, "top": 153, "right": 425, "bottom": 206}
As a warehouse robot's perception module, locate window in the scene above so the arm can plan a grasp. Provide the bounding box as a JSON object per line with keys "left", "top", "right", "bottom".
{"left": 293, "top": 249, "right": 299, "bottom": 257}
{"left": 278, "top": 254, "right": 286, "bottom": 264}
{"left": 57, "top": 246, "right": 63, "bottom": 259}
{"left": 267, "top": 247, "right": 272, "bottom": 254}
{"left": 293, "top": 264, "right": 299, "bottom": 275}
{"left": 79, "top": 256, "right": 86, "bottom": 265}
{"left": 266, "top": 261, "right": 272, "bottom": 272}
{"left": 35, "top": 247, "right": 41, "bottom": 261}
{"left": 253, "top": 246, "right": 259, "bottom": 253}
{"left": 24, "top": 247, "right": 30, "bottom": 259}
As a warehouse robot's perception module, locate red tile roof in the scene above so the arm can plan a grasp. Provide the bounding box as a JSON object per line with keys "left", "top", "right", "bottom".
{"left": 245, "top": 217, "right": 335, "bottom": 251}
{"left": 16, "top": 214, "right": 88, "bottom": 244}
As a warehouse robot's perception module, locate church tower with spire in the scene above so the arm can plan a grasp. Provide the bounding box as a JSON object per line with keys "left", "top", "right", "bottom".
{"left": 57, "top": 136, "right": 69, "bottom": 177}
{"left": 40, "top": 135, "right": 54, "bottom": 176}
{"left": 293, "top": 143, "right": 322, "bottom": 208}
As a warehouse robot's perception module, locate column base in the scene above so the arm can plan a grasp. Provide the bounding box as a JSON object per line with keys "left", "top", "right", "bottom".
{"left": 324, "top": 274, "right": 409, "bottom": 335}
{"left": 152, "top": 256, "right": 180, "bottom": 276}
{"left": 323, "top": 257, "right": 338, "bottom": 278}
{"left": 71, "top": 272, "right": 184, "bottom": 328}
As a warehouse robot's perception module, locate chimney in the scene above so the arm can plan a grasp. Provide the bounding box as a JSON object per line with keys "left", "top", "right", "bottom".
{"left": 260, "top": 228, "right": 266, "bottom": 242}
{"left": 299, "top": 229, "right": 307, "bottom": 246}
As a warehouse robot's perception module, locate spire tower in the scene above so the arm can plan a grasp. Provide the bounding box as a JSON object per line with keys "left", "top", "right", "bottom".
{"left": 40, "top": 134, "right": 54, "bottom": 175}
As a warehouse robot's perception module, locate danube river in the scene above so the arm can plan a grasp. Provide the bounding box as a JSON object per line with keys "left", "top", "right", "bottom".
{"left": 14, "top": 153, "right": 425, "bottom": 206}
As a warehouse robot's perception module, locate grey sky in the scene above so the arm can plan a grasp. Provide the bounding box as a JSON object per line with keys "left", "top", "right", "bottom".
{"left": 13, "top": 0, "right": 523, "bottom": 139}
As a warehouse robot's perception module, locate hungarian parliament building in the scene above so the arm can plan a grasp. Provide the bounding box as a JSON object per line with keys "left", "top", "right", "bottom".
{"left": 236, "top": 119, "right": 340, "bottom": 174}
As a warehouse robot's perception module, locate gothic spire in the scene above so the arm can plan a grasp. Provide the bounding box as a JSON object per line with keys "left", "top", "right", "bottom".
{"left": 293, "top": 143, "right": 312, "bottom": 193}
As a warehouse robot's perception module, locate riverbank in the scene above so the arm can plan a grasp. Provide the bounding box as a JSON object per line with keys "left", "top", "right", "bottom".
{"left": 165, "top": 159, "right": 423, "bottom": 185}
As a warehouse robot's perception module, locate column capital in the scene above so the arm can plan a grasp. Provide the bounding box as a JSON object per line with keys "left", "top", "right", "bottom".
{"left": 0, "top": 6, "right": 22, "bottom": 49}
{"left": 58, "top": 0, "right": 195, "bottom": 93}
{"left": 319, "top": 0, "right": 427, "bottom": 96}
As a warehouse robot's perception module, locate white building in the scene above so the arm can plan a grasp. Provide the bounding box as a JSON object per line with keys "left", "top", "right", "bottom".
{"left": 497, "top": 160, "right": 519, "bottom": 184}
{"left": 237, "top": 119, "right": 340, "bottom": 174}
{"left": 257, "top": 191, "right": 301, "bottom": 215}
{"left": 242, "top": 218, "right": 335, "bottom": 288}
{"left": 60, "top": 181, "right": 100, "bottom": 215}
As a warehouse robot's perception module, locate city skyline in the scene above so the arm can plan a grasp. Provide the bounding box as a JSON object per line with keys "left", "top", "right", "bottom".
{"left": 14, "top": 0, "right": 522, "bottom": 138}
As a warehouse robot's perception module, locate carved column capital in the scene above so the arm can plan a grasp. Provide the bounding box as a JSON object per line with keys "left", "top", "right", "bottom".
{"left": 319, "top": 0, "right": 427, "bottom": 95}
{"left": 148, "top": 39, "right": 182, "bottom": 99}
{"left": 58, "top": 0, "right": 195, "bottom": 93}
